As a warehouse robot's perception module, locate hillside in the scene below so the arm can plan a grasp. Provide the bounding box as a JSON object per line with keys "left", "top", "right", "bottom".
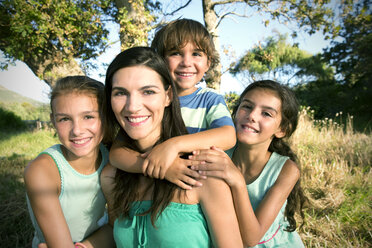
{"left": 0, "top": 85, "right": 44, "bottom": 106}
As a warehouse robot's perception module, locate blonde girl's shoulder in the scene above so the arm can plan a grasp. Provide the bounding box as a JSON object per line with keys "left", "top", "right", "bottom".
{"left": 24, "top": 153, "right": 61, "bottom": 193}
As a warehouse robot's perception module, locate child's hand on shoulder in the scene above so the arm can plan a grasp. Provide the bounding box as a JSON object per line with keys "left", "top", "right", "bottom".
{"left": 141, "top": 139, "right": 179, "bottom": 179}
{"left": 164, "top": 155, "right": 206, "bottom": 190}
{"left": 189, "top": 146, "right": 244, "bottom": 187}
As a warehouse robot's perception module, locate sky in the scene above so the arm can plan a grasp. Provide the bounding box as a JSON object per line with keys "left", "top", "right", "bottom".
{"left": 0, "top": 0, "right": 332, "bottom": 103}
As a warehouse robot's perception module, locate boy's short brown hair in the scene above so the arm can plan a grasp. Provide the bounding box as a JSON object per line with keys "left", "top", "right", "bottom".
{"left": 151, "top": 18, "right": 219, "bottom": 70}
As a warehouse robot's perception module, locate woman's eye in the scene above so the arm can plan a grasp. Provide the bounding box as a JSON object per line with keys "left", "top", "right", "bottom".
{"left": 263, "top": 112, "right": 272, "bottom": 117}
{"left": 84, "top": 115, "right": 95, "bottom": 120}
{"left": 112, "top": 90, "right": 125, "bottom": 96}
{"left": 144, "top": 90, "right": 155, "bottom": 95}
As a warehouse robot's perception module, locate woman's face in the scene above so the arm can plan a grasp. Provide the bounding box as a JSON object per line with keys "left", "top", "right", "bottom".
{"left": 111, "top": 65, "right": 172, "bottom": 150}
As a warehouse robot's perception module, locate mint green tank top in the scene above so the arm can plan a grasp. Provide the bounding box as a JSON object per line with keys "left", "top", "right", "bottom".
{"left": 247, "top": 152, "right": 304, "bottom": 247}
{"left": 26, "top": 144, "right": 109, "bottom": 248}
{"left": 114, "top": 201, "right": 212, "bottom": 248}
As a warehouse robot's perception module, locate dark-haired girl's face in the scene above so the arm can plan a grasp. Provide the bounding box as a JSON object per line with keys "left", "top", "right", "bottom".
{"left": 235, "top": 88, "right": 285, "bottom": 148}
{"left": 110, "top": 66, "right": 172, "bottom": 151}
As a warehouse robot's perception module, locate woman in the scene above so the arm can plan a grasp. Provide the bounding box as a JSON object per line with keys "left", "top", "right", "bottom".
{"left": 100, "top": 47, "right": 242, "bottom": 248}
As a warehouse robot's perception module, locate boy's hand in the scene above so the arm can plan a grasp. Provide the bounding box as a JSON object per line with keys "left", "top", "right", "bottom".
{"left": 164, "top": 156, "right": 206, "bottom": 190}
{"left": 142, "top": 139, "right": 179, "bottom": 179}
{"left": 188, "top": 146, "right": 244, "bottom": 187}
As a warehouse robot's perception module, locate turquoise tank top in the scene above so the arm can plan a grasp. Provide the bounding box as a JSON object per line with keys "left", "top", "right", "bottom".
{"left": 247, "top": 152, "right": 304, "bottom": 247}
{"left": 114, "top": 201, "right": 212, "bottom": 248}
{"left": 26, "top": 144, "right": 109, "bottom": 248}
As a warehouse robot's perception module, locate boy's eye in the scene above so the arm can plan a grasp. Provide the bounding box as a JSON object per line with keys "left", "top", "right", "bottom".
{"left": 168, "top": 51, "right": 181, "bottom": 56}
{"left": 192, "top": 52, "right": 202, "bottom": 56}
{"left": 262, "top": 111, "right": 273, "bottom": 117}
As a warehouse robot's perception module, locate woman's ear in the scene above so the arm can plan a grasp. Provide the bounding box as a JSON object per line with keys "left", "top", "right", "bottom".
{"left": 165, "top": 86, "right": 173, "bottom": 107}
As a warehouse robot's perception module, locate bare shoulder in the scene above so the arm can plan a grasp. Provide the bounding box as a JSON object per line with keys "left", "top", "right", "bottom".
{"left": 100, "top": 163, "right": 117, "bottom": 195}
{"left": 277, "top": 159, "right": 300, "bottom": 186}
{"left": 196, "top": 177, "right": 231, "bottom": 202}
{"left": 24, "top": 153, "right": 60, "bottom": 191}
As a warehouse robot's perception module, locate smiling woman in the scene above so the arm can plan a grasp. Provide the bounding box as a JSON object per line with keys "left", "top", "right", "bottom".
{"left": 101, "top": 46, "right": 242, "bottom": 248}
{"left": 110, "top": 66, "right": 171, "bottom": 150}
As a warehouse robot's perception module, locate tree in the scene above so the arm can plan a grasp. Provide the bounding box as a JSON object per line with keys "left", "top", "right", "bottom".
{"left": 114, "top": 0, "right": 157, "bottom": 50}
{"left": 200, "top": 0, "right": 335, "bottom": 91}
{"left": 230, "top": 34, "right": 334, "bottom": 84}
{"left": 0, "top": 0, "right": 112, "bottom": 87}
{"left": 323, "top": 0, "right": 372, "bottom": 87}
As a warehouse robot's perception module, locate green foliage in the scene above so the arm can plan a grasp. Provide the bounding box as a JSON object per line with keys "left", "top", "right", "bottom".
{"left": 0, "top": 0, "right": 112, "bottom": 85}
{"left": 224, "top": 92, "right": 240, "bottom": 114}
{"left": 230, "top": 34, "right": 333, "bottom": 84}
{"left": 0, "top": 106, "right": 26, "bottom": 131}
{"left": 323, "top": 0, "right": 372, "bottom": 87}
{"left": 0, "top": 102, "right": 50, "bottom": 121}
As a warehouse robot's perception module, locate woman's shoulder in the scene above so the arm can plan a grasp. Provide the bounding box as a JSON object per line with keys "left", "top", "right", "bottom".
{"left": 194, "top": 177, "right": 231, "bottom": 203}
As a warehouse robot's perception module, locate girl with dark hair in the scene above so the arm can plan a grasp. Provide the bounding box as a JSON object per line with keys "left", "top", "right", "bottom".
{"left": 100, "top": 47, "right": 242, "bottom": 248}
{"left": 24, "top": 76, "right": 114, "bottom": 248}
{"left": 190, "top": 80, "right": 307, "bottom": 247}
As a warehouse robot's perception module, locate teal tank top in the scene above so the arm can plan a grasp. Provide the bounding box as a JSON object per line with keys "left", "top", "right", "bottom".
{"left": 26, "top": 144, "right": 109, "bottom": 248}
{"left": 114, "top": 201, "right": 212, "bottom": 248}
{"left": 247, "top": 152, "right": 304, "bottom": 247}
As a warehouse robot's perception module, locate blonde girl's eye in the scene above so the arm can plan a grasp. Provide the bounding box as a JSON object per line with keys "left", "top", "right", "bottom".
{"left": 57, "top": 117, "right": 70, "bottom": 122}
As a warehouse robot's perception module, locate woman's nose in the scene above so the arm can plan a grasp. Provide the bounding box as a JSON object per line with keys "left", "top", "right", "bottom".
{"left": 126, "top": 95, "right": 142, "bottom": 113}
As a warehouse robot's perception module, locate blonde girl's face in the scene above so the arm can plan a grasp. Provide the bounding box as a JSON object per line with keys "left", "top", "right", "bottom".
{"left": 165, "top": 42, "right": 210, "bottom": 96}
{"left": 110, "top": 66, "right": 172, "bottom": 151}
{"left": 51, "top": 92, "right": 103, "bottom": 161}
{"left": 235, "top": 88, "right": 285, "bottom": 148}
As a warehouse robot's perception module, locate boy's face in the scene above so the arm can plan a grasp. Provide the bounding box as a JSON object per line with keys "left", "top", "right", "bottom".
{"left": 165, "top": 42, "right": 210, "bottom": 96}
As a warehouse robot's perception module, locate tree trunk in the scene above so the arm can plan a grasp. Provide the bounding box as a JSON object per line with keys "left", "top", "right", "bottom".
{"left": 115, "top": 0, "right": 152, "bottom": 50}
{"left": 25, "top": 53, "right": 83, "bottom": 88}
{"left": 202, "top": 0, "right": 221, "bottom": 92}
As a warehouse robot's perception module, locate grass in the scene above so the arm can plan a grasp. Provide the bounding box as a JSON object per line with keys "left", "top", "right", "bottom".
{"left": 0, "top": 109, "right": 371, "bottom": 247}
{"left": 292, "top": 107, "right": 372, "bottom": 247}
{"left": 0, "top": 130, "right": 58, "bottom": 247}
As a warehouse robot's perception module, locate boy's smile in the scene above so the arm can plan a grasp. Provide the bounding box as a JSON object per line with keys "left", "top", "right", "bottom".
{"left": 165, "top": 42, "right": 210, "bottom": 96}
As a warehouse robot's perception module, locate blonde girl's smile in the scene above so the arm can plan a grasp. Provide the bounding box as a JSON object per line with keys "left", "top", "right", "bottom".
{"left": 51, "top": 93, "right": 103, "bottom": 160}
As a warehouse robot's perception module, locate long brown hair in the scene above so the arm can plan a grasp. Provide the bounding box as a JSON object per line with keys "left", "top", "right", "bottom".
{"left": 103, "top": 47, "right": 188, "bottom": 226}
{"left": 233, "top": 80, "right": 308, "bottom": 232}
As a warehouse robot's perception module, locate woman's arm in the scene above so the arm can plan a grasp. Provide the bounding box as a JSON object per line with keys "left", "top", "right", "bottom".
{"left": 197, "top": 177, "right": 243, "bottom": 247}
{"left": 24, "top": 154, "right": 75, "bottom": 248}
{"left": 190, "top": 148, "right": 300, "bottom": 246}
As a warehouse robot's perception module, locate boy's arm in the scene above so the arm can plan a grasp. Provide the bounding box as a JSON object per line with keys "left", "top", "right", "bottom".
{"left": 109, "top": 138, "right": 144, "bottom": 174}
